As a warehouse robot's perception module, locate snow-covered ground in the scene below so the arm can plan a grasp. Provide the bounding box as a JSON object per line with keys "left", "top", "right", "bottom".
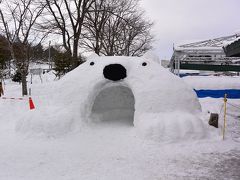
{"left": 0, "top": 72, "right": 240, "bottom": 180}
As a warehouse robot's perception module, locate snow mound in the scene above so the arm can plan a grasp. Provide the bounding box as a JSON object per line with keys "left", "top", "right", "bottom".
{"left": 183, "top": 76, "right": 240, "bottom": 90}
{"left": 17, "top": 56, "right": 208, "bottom": 141}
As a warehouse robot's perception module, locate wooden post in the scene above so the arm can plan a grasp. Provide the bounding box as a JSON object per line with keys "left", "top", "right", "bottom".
{"left": 222, "top": 94, "right": 227, "bottom": 140}
{"left": 29, "top": 88, "right": 31, "bottom": 96}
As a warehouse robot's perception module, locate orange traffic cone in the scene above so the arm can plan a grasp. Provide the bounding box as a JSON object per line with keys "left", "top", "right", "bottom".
{"left": 29, "top": 97, "right": 35, "bottom": 110}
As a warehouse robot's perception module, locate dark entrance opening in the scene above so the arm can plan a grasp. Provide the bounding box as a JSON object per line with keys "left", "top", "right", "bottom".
{"left": 91, "top": 85, "right": 135, "bottom": 126}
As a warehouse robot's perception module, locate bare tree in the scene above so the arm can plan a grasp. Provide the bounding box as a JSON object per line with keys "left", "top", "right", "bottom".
{"left": 0, "top": 34, "right": 11, "bottom": 79}
{"left": 81, "top": 0, "right": 113, "bottom": 55}
{"left": 0, "top": 0, "right": 45, "bottom": 95}
{"left": 82, "top": 0, "right": 153, "bottom": 56}
{"left": 44, "top": 0, "right": 94, "bottom": 68}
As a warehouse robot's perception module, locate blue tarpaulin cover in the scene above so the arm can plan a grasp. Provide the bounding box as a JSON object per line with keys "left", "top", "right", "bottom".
{"left": 194, "top": 89, "right": 240, "bottom": 99}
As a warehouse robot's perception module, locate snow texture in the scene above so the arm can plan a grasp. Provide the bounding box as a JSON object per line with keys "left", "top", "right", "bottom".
{"left": 183, "top": 75, "right": 240, "bottom": 90}
{"left": 1, "top": 67, "right": 240, "bottom": 180}
{"left": 17, "top": 56, "right": 206, "bottom": 140}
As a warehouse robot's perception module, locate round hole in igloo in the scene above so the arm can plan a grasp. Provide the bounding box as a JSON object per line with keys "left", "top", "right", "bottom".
{"left": 91, "top": 85, "right": 135, "bottom": 126}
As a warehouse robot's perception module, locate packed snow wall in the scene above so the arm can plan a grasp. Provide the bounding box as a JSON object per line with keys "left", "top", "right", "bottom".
{"left": 17, "top": 56, "right": 208, "bottom": 140}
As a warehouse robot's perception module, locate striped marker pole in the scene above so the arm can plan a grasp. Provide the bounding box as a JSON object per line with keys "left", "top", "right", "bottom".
{"left": 222, "top": 94, "right": 227, "bottom": 140}
{"left": 1, "top": 97, "right": 25, "bottom": 100}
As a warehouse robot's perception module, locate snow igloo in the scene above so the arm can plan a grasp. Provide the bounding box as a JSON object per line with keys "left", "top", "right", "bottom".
{"left": 17, "top": 56, "right": 206, "bottom": 140}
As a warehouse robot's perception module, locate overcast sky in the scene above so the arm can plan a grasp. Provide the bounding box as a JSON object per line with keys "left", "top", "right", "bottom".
{"left": 140, "top": 0, "right": 240, "bottom": 59}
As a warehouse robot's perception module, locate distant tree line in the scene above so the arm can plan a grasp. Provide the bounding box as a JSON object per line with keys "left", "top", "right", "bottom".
{"left": 0, "top": 0, "right": 153, "bottom": 95}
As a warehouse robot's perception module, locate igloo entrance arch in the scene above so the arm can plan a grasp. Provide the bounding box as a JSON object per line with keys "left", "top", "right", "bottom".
{"left": 90, "top": 85, "right": 135, "bottom": 126}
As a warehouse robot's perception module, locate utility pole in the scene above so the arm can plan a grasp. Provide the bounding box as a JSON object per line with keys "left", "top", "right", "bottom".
{"left": 48, "top": 40, "right": 51, "bottom": 69}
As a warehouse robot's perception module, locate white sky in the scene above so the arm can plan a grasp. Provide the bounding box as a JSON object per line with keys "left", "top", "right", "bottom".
{"left": 140, "top": 0, "right": 240, "bottom": 59}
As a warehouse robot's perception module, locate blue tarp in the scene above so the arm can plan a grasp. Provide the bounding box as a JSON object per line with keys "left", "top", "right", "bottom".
{"left": 194, "top": 89, "right": 240, "bottom": 99}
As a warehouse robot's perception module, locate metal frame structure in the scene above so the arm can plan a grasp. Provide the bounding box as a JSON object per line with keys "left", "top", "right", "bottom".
{"left": 170, "top": 34, "right": 240, "bottom": 74}
{"left": 178, "top": 34, "right": 239, "bottom": 48}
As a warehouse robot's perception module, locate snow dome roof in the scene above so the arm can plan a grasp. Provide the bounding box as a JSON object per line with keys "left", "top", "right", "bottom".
{"left": 18, "top": 56, "right": 207, "bottom": 141}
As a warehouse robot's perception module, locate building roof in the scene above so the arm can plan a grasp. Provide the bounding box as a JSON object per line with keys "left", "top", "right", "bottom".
{"left": 175, "top": 34, "right": 240, "bottom": 51}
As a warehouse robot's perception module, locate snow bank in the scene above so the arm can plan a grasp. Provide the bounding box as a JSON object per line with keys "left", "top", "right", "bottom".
{"left": 183, "top": 76, "right": 240, "bottom": 90}
{"left": 17, "top": 56, "right": 208, "bottom": 141}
